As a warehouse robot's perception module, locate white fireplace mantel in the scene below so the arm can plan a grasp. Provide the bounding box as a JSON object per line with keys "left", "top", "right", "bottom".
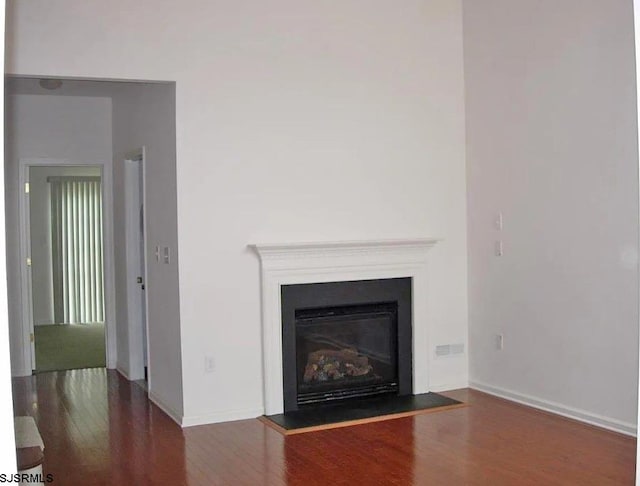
{"left": 249, "top": 238, "right": 439, "bottom": 415}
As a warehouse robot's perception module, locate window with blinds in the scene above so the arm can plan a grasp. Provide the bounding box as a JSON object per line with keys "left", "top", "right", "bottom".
{"left": 49, "top": 176, "right": 105, "bottom": 324}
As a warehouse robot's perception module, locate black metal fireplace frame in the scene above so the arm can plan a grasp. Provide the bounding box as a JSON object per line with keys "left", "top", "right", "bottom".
{"left": 281, "top": 278, "right": 412, "bottom": 413}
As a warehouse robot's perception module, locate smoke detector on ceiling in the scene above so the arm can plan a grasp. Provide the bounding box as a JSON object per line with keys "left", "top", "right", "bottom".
{"left": 39, "top": 79, "right": 63, "bottom": 90}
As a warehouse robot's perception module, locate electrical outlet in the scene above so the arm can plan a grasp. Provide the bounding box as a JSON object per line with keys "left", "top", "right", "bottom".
{"left": 204, "top": 356, "right": 215, "bottom": 373}
{"left": 496, "top": 334, "right": 504, "bottom": 350}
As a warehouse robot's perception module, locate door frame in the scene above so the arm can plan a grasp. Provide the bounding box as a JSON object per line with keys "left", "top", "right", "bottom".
{"left": 18, "top": 157, "right": 117, "bottom": 372}
{"left": 123, "top": 148, "right": 150, "bottom": 382}
{"left": 634, "top": 2, "right": 640, "bottom": 480}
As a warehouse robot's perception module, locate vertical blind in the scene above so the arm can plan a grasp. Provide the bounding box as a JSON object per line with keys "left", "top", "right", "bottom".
{"left": 49, "top": 176, "right": 105, "bottom": 324}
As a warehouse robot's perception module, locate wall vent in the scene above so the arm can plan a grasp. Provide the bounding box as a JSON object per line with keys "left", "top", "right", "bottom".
{"left": 450, "top": 343, "right": 465, "bottom": 355}
{"left": 435, "top": 343, "right": 465, "bottom": 357}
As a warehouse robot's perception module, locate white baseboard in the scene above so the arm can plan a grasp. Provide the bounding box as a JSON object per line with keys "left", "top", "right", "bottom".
{"left": 469, "top": 380, "right": 637, "bottom": 437}
{"left": 181, "top": 407, "right": 264, "bottom": 428}
{"left": 148, "top": 391, "right": 183, "bottom": 427}
{"left": 116, "top": 366, "right": 132, "bottom": 381}
{"left": 12, "top": 365, "right": 32, "bottom": 378}
{"left": 115, "top": 364, "right": 143, "bottom": 381}
{"left": 430, "top": 380, "right": 469, "bottom": 393}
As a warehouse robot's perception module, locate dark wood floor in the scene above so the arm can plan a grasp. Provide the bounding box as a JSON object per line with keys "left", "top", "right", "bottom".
{"left": 12, "top": 369, "right": 636, "bottom": 485}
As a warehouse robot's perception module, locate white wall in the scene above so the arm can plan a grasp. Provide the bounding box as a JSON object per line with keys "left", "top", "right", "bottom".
{"left": 5, "top": 94, "right": 114, "bottom": 375}
{"left": 0, "top": 0, "right": 16, "bottom": 467}
{"left": 111, "top": 83, "right": 183, "bottom": 417}
{"left": 464, "top": 0, "right": 639, "bottom": 432}
{"left": 5, "top": 0, "right": 468, "bottom": 424}
{"left": 29, "top": 165, "right": 101, "bottom": 326}
{"left": 111, "top": 133, "right": 130, "bottom": 379}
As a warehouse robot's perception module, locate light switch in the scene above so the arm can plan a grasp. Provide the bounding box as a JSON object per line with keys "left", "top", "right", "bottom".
{"left": 495, "top": 212, "right": 503, "bottom": 230}
{"left": 163, "top": 246, "right": 170, "bottom": 264}
{"left": 155, "top": 246, "right": 160, "bottom": 262}
{"left": 495, "top": 241, "right": 503, "bottom": 257}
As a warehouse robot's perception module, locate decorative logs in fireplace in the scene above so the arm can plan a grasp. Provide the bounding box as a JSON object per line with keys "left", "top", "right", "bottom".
{"left": 303, "top": 348, "right": 373, "bottom": 383}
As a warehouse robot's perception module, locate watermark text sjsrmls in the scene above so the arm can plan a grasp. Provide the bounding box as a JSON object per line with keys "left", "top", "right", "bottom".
{"left": 0, "top": 473, "right": 54, "bottom": 483}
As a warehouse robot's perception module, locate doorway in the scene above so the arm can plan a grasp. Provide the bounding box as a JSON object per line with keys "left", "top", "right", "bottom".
{"left": 25, "top": 164, "right": 107, "bottom": 372}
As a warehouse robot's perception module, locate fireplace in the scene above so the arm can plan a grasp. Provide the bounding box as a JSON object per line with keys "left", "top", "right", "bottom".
{"left": 281, "top": 278, "right": 412, "bottom": 413}
{"left": 250, "top": 238, "right": 437, "bottom": 415}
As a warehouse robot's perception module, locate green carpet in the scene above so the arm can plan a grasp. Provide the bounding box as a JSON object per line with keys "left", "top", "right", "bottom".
{"left": 34, "top": 323, "right": 106, "bottom": 372}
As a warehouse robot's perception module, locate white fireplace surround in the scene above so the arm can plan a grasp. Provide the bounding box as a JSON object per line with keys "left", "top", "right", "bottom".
{"left": 250, "top": 238, "right": 439, "bottom": 415}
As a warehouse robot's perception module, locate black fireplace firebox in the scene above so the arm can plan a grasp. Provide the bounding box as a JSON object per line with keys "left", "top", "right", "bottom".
{"left": 281, "top": 278, "right": 412, "bottom": 413}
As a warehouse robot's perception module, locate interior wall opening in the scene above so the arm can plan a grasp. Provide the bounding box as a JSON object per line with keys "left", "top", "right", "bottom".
{"left": 5, "top": 76, "right": 181, "bottom": 416}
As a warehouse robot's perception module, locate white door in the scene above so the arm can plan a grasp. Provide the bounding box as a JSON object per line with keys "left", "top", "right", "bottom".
{"left": 124, "top": 151, "right": 149, "bottom": 381}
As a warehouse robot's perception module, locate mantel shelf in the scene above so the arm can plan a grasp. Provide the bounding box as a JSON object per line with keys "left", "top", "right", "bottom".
{"left": 249, "top": 238, "right": 441, "bottom": 262}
